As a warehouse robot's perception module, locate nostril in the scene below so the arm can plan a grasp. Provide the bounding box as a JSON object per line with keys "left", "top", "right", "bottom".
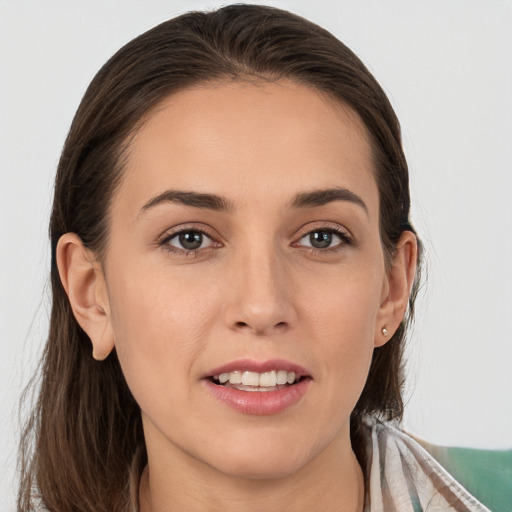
{"left": 233, "top": 320, "right": 289, "bottom": 333}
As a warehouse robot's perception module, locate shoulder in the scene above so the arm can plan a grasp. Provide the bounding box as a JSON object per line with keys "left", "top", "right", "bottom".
{"left": 360, "top": 416, "right": 490, "bottom": 512}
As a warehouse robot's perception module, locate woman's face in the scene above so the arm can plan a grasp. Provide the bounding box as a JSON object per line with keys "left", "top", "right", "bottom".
{"left": 101, "top": 80, "right": 392, "bottom": 478}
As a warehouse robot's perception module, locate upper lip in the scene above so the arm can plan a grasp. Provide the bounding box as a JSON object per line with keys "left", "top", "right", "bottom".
{"left": 205, "top": 359, "right": 310, "bottom": 378}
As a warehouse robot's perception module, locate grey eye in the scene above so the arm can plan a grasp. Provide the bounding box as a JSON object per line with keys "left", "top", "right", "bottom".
{"left": 299, "top": 230, "right": 343, "bottom": 249}
{"left": 169, "top": 231, "right": 211, "bottom": 251}
{"left": 309, "top": 231, "right": 333, "bottom": 248}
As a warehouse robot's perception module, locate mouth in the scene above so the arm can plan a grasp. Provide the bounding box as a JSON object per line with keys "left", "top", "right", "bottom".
{"left": 209, "top": 369, "right": 305, "bottom": 392}
{"left": 203, "top": 360, "right": 312, "bottom": 415}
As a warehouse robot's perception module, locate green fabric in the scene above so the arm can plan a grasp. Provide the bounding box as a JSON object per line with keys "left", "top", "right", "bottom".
{"left": 423, "top": 443, "right": 512, "bottom": 512}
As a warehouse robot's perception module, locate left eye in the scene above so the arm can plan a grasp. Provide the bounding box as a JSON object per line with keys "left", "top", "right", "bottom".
{"left": 166, "top": 230, "right": 215, "bottom": 251}
{"left": 298, "top": 230, "right": 345, "bottom": 249}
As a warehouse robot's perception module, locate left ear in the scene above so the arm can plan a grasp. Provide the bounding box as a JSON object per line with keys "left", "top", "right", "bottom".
{"left": 375, "top": 231, "right": 418, "bottom": 347}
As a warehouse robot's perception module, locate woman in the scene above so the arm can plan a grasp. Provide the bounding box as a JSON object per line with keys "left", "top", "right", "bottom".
{"left": 18, "top": 5, "right": 489, "bottom": 511}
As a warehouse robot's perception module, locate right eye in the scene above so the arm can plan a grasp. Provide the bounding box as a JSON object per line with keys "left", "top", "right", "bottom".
{"left": 161, "top": 229, "right": 219, "bottom": 254}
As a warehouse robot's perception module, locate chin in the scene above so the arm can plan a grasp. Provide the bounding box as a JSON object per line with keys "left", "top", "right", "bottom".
{"left": 200, "top": 432, "right": 319, "bottom": 481}
{"left": 214, "top": 452, "right": 309, "bottom": 481}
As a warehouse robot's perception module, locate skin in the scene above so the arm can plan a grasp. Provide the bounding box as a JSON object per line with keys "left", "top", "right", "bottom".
{"left": 57, "top": 80, "right": 417, "bottom": 511}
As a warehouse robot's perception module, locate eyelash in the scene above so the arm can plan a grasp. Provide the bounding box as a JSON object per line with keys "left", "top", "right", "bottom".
{"left": 158, "top": 226, "right": 220, "bottom": 257}
{"left": 294, "top": 224, "right": 353, "bottom": 255}
{"left": 158, "top": 223, "right": 353, "bottom": 257}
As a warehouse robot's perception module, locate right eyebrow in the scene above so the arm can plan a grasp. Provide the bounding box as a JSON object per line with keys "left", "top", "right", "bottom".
{"left": 138, "top": 190, "right": 234, "bottom": 218}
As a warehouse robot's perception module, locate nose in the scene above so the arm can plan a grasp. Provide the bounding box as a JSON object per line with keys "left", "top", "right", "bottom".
{"left": 223, "top": 245, "right": 297, "bottom": 337}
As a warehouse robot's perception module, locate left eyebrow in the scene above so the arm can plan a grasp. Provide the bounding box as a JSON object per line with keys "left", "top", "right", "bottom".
{"left": 288, "top": 187, "right": 368, "bottom": 215}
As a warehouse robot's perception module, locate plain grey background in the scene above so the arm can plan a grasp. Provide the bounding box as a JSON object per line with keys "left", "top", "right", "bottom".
{"left": 1, "top": 0, "right": 511, "bottom": 507}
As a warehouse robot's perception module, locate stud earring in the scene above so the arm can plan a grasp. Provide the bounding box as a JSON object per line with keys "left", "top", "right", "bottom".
{"left": 381, "top": 327, "right": 389, "bottom": 337}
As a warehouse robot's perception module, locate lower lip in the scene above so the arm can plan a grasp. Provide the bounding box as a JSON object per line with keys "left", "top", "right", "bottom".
{"left": 203, "top": 378, "right": 311, "bottom": 415}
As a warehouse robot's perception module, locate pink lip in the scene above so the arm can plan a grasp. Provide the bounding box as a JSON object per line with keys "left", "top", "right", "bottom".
{"left": 205, "top": 358, "right": 309, "bottom": 378}
{"left": 203, "top": 378, "right": 311, "bottom": 415}
{"left": 202, "top": 359, "right": 312, "bottom": 415}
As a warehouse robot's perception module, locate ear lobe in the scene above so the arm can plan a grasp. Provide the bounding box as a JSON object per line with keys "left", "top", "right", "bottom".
{"left": 56, "top": 233, "right": 114, "bottom": 360}
{"left": 375, "top": 231, "right": 418, "bottom": 347}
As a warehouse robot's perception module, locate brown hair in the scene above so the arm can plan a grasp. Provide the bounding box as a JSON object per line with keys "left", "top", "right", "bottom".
{"left": 18, "top": 5, "right": 421, "bottom": 511}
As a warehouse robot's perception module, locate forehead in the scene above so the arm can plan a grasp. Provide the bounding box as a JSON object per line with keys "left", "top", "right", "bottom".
{"left": 116, "top": 79, "right": 378, "bottom": 218}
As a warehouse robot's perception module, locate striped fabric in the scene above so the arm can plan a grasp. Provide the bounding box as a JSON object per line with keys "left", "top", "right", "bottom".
{"left": 361, "top": 417, "right": 490, "bottom": 511}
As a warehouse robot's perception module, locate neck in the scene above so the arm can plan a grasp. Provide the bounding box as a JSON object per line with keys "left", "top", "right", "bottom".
{"left": 138, "top": 428, "right": 364, "bottom": 512}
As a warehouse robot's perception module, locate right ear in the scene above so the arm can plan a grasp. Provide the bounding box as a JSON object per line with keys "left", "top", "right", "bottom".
{"left": 56, "top": 233, "right": 114, "bottom": 361}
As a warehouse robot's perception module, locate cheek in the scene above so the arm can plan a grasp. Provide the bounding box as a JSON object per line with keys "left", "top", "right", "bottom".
{"left": 297, "top": 264, "right": 383, "bottom": 390}
{"left": 105, "top": 262, "right": 221, "bottom": 402}
{"left": 298, "top": 261, "right": 383, "bottom": 339}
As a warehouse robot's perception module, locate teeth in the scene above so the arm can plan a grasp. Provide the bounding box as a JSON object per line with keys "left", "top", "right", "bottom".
{"left": 259, "top": 371, "right": 277, "bottom": 387}
{"left": 215, "top": 370, "right": 300, "bottom": 387}
{"left": 276, "top": 370, "right": 288, "bottom": 385}
{"left": 229, "top": 371, "right": 242, "bottom": 384}
{"left": 241, "top": 371, "right": 260, "bottom": 386}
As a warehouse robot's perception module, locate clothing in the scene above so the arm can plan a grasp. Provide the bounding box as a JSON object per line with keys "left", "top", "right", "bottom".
{"left": 361, "top": 417, "right": 490, "bottom": 511}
